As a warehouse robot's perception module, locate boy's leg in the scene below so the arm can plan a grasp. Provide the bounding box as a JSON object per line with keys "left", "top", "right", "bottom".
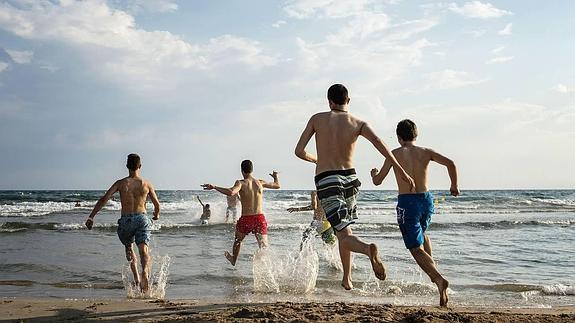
{"left": 409, "top": 246, "right": 448, "bottom": 307}
{"left": 423, "top": 234, "right": 433, "bottom": 258}
{"left": 254, "top": 233, "right": 268, "bottom": 248}
{"left": 124, "top": 243, "right": 140, "bottom": 286}
{"left": 335, "top": 227, "right": 386, "bottom": 290}
{"left": 225, "top": 208, "right": 230, "bottom": 223}
{"left": 225, "top": 230, "right": 247, "bottom": 266}
{"left": 136, "top": 242, "right": 151, "bottom": 293}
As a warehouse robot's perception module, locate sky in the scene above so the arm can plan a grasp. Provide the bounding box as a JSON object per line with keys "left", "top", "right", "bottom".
{"left": 0, "top": 0, "right": 574, "bottom": 190}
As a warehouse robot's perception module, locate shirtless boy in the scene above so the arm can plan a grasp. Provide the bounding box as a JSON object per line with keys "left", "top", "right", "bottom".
{"left": 371, "top": 119, "right": 459, "bottom": 307}
{"left": 295, "top": 84, "right": 415, "bottom": 290}
{"left": 85, "top": 153, "right": 160, "bottom": 293}
{"left": 202, "top": 160, "right": 280, "bottom": 266}
{"left": 225, "top": 194, "right": 240, "bottom": 223}
{"left": 287, "top": 191, "right": 336, "bottom": 246}
{"left": 197, "top": 196, "right": 211, "bottom": 225}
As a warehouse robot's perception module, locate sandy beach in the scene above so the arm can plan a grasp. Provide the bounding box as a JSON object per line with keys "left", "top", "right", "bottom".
{"left": 1, "top": 298, "right": 574, "bottom": 322}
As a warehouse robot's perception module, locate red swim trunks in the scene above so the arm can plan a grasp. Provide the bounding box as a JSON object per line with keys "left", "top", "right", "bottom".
{"left": 236, "top": 214, "right": 268, "bottom": 235}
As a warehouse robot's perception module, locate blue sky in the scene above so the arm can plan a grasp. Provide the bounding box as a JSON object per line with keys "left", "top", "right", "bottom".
{"left": 0, "top": 0, "right": 573, "bottom": 190}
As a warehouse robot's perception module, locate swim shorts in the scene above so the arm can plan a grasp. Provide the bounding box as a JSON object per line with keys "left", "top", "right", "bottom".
{"left": 236, "top": 214, "right": 268, "bottom": 235}
{"left": 315, "top": 169, "right": 361, "bottom": 232}
{"left": 396, "top": 192, "right": 434, "bottom": 249}
{"left": 302, "top": 220, "right": 336, "bottom": 245}
{"left": 117, "top": 213, "right": 152, "bottom": 246}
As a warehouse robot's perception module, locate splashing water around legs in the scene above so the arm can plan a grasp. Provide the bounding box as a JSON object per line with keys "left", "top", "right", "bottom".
{"left": 252, "top": 234, "right": 320, "bottom": 294}
{"left": 122, "top": 241, "right": 171, "bottom": 299}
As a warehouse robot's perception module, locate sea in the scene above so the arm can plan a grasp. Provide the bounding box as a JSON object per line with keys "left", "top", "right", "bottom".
{"left": 0, "top": 190, "right": 574, "bottom": 308}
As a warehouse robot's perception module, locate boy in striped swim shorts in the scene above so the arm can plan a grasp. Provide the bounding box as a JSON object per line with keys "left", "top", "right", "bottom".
{"left": 295, "top": 84, "right": 415, "bottom": 290}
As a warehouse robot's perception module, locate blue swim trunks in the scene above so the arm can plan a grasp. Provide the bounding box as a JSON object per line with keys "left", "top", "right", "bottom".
{"left": 117, "top": 213, "right": 152, "bottom": 246}
{"left": 396, "top": 192, "right": 434, "bottom": 249}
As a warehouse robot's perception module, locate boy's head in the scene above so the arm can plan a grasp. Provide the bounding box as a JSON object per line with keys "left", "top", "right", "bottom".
{"left": 241, "top": 160, "right": 253, "bottom": 175}
{"left": 126, "top": 153, "right": 141, "bottom": 171}
{"left": 204, "top": 204, "right": 210, "bottom": 209}
{"left": 396, "top": 119, "right": 418, "bottom": 142}
{"left": 327, "top": 84, "right": 350, "bottom": 106}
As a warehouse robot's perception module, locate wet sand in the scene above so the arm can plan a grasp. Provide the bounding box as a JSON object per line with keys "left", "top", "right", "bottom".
{"left": 1, "top": 298, "right": 575, "bottom": 322}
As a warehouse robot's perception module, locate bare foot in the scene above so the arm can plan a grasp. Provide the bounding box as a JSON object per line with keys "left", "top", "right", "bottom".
{"left": 341, "top": 279, "right": 353, "bottom": 290}
{"left": 140, "top": 275, "right": 149, "bottom": 295}
{"left": 368, "top": 244, "right": 386, "bottom": 280}
{"left": 224, "top": 251, "right": 236, "bottom": 266}
{"left": 437, "top": 278, "right": 449, "bottom": 307}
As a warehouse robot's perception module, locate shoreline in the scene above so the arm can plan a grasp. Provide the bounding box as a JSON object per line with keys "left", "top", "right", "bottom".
{"left": 2, "top": 298, "right": 574, "bottom": 322}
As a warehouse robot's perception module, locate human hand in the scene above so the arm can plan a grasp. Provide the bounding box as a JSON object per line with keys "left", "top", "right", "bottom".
{"left": 287, "top": 207, "right": 297, "bottom": 213}
{"left": 269, "top": 171, "right": 278, "bottom": 179}
{"left": 202, "top": 184, "right": 215, "bottom": 190}
{"left": 85, "top": 218, "right": 94, "bottom": 230}
{"left": 370, "top": 168, "right": 378, "bottom": 178}
{"left": 450, "top": 185, "right": 460, "bottom": 197}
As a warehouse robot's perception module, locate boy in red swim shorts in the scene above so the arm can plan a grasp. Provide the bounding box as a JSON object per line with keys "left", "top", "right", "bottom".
{"left": 202, "top": 160, "right": 280, "bottom": 266}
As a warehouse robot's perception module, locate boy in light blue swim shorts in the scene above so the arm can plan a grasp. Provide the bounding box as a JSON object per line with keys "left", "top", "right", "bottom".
{"left": 371, "top": 119, "right": 459, "bottom": 307}
{"left": 85, "top": 154, "right": 160, "bottom": 294}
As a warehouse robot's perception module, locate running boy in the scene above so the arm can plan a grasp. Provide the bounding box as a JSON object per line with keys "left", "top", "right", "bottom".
{"left": 202, "top": 160, "right": 280, "bottom": 266}
{"left": 370, "top": 119, "right": 459, "bottom": 307}
{"left": 197, "top": 196, "right": 211, "bottom": 225}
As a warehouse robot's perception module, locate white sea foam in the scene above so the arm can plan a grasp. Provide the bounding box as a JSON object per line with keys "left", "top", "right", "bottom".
{"left": 122, "top": 254, "right": 171, "bottom": 299}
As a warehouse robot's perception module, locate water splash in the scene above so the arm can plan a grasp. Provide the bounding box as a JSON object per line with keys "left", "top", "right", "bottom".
{"left": 252, "top": 235, "right": 319, "bottom": 294}
{"left": 122, "top": 253, "right": 171, "bottom": 299}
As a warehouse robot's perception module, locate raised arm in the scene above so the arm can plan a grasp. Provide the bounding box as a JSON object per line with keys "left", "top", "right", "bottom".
{"left": 85, "top": 181, "right": 119, "bottom": 229}
{"left": 360, "top": 122, "right": 415, "bottom": 191}
{"left": 148, "top": 183, "right": 160, "bottom": 220}
{"left": 196, "top": 195, "right": 205, "bottom": 207}
{"left": 429, "top": 149, "right": 460, "bottom": 196}
{"left": 261, "top": 171, "right": 280, "bottom": 189}
{"left": 294, "top": 117, "right": 317, "bottom": 164}
{"left": 202, "top": 180, "right": 242, "bottom": 196}
{"left": 370, "top": 159, "right": 393, "bottom": 186}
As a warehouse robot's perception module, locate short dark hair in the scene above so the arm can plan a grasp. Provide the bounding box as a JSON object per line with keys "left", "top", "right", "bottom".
{"left": 327, "top": 84, "right": 349, "bottom": 105}
{"left": 396, "top": 119, "right": 418, "bottom": 141}
{"left": 241, "top": 160, "right": 253, "bottom": 174}
{"left": 126, "top": 153, "right": 141, "bottom": 171}
{"left": 205, "top": 204, "right": 210, "bottom": 208}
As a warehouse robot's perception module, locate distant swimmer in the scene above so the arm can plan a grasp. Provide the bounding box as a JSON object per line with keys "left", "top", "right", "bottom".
{"left": 85, "top": 153, "right": 160, "bottom": 294}
{"left": 371, "top": 119, "right": 459, "bottom": 307}
{"left": 287, "top": 191, "right": 336, "bottom": 247}
{"left": 202, "top": 160, "right": 280, "bottom": 266}
{"left": 295, "top": 84, "right": 415, "bottom": 290}
{"left": 197, "top": 196, "right": 211, "bottom": 225}
{"left": 74, "top": 202, "right": 81, "bottom": 207}
{"left": 225, "top": 193, "right": 240, "bottom": 223}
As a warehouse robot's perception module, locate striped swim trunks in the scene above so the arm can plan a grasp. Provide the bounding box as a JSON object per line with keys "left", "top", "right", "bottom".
{"left": 314, "top": 169, "right": 361, "bottom": 232}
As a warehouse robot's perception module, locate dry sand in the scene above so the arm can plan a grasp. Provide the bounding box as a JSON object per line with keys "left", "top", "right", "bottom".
{"left": 1, "top": 298, "right": 574, "bottom": 322}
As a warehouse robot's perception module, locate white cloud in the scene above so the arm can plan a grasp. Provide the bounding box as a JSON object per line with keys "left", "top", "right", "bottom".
{"left": 449, "top": 1, "right": 511, "bottom": 19}
{"left": 272, "top": 20, "right": 286, "bottom": 28}
{"left": 424, "top": 69, "right": 488, "bottom": 90}
{"left": 490, "top": 46, "right": 505, "bottom": 54}
{"left": 552, "top": 84, "right": 575, "bottom": 94}
{"left": 486, "top": 56, "right": 514, "bottom": 64}
{"left": 0, "top": 61, "right": 8, "bottom": 73}
{"left": 284, "top": 0, "right": 372, "bottom": 19}
{"left": 5, "top": 49, "right": 33, "bottom": 64}
{"left": 119, "top": 0, "right": 178, "bottom": 13}
{"left": 465, "top": 29, "right": 486, "bottom": 38}
{"left": 498, "top": 23, "right": 512, "bottom": 35}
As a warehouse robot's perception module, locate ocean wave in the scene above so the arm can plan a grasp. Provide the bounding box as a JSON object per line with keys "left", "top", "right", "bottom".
{"left": 470, "top": 283, "right": 575, "bottom": 296}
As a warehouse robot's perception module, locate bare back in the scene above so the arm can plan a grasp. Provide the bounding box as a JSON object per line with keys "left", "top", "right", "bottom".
{"left": 312, "top": 111, "right": 364, "bottom": 174}
{"left": 391, "top": 146, "right": 432, "bottom": 194}
{"left": 117, "top": 177, "right": 151, "bottom": 215}
{"left": 238, "top": 177, "right": 264, "bottom": 215}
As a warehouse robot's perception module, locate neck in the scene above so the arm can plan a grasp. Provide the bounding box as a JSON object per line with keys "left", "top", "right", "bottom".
{"left": 400, "top": 141, "right": 415, "bottom": 147}
{"left": 128, "top": 170, "right": 140, "bottom": 178}
{"left": 330, "top": 105, "right": 348, "bottom": 112}
{"left": 242, "top": 173, "right": 253, "bottom": 179}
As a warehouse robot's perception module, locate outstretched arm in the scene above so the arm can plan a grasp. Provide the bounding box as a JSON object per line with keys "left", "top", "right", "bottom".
{"left": 429, "top": 149, "right": 459, "bottom": 196}
{"left": 202, "top": 180, "right": 242, "bottom": 196}
{"left": 85, "top": 181, "right": 119, "bottom": 229}
{"left": 287, "top": 204, "right": 313, "bottom": 213}
{"left": 371, "top": 159, "right": 393, "bottom": 186}
{"left": 196, "top": 195, "right": 205, "bottom": 207}
{"left": 148, "top": 183, "right": 160, "bottom": 220}
{"left": 261, "top": 171, "right": 280, "bottom": 189}
{"left": 360, "top": 122, "right": 415, "bottom": 191}
{"left": 294, "top": 117, "right": 317, "bottom": 164}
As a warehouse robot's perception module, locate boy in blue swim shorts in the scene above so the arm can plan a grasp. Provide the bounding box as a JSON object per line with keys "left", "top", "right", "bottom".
{"left": 85, "top": 154, "right": 160, "bottom": 294}
{"left": 371, "top": 119, "right": 459, "bottom": 307}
